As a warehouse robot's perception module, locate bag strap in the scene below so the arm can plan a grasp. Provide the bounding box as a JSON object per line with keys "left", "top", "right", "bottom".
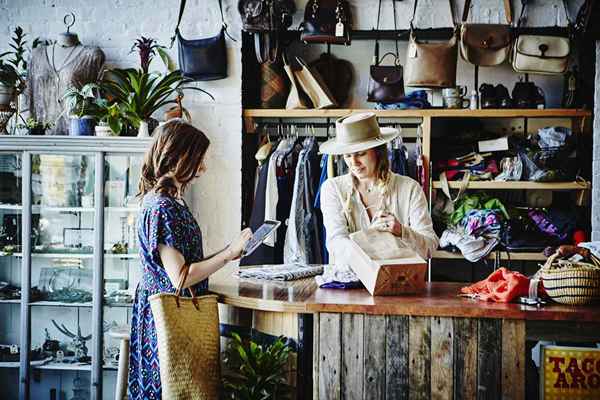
{"left": 255, "top": 32, "right": 279, "bottom": 64}
{"left": 174, "top": 263, "right": 199, "bottom": 308}
{"left": 171, "top": 0, "right": 233, "bottom": 47}
{"left": 411, "top": 0, "right": 455, "bottom": 30}
{"left": 462, "top": 0, "right": 512, "bottom": 24}
{"left": 374, "top": 0, "right": 399, "bottom": 65}
{"left": 439, "top": 170, "right": 470, "bottom": 203}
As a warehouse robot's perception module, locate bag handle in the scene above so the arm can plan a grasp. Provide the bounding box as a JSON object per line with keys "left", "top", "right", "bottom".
{"left": 174, "top": 263, "right": 199, "bottom": 309}
{"left": 374, "top": 0, "right": 400, "bottom": 65}
{"left": 171, "top": 0, "right": 233, "bottom": 47}
{"left": 462, "top": 0, "right": 512, "bottom": 24}
{"left": 410, "top": 0, "right": 456, "bottom": 30}
{"left": 439, "top": 170, "right": 470, "bottom": 203}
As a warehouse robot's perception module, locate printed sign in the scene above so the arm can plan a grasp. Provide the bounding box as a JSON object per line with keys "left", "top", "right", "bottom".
{"left": 541, "top": 345, "right": 600, "bottom": 399}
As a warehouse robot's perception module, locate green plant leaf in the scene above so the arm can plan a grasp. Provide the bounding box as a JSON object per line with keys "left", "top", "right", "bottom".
{"left": 156, "top": 47, "right": 176, "bottom": 72}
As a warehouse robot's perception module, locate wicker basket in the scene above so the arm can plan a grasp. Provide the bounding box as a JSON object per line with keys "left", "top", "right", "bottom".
{"left": 540, "top": 251, "right": 600, "bottom": 305}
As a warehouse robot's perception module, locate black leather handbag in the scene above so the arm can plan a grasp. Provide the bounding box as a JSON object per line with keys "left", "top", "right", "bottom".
{"left": 300, "top": 0, "right": 352, "bottom": 45}
{"left": 173, "top": 0, "right": 231, "bottom": 81}
{"left": 367, "top": 0, "right": 404, "bottom": 103}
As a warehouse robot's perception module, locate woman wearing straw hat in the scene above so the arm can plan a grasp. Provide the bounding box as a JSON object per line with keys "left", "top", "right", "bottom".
{"left": 319, "top": 112, "right": 439, "bottom": 262}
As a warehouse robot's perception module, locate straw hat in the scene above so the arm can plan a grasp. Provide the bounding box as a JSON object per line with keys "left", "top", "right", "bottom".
{"left": 319, "top": 112, "right": 401, "bottom": 155}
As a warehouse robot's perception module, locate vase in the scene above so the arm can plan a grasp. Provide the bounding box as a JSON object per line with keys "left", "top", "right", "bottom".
{"left": 69, "top": 116, "right": 95, "bottom": 136}
{"left": 137, "top": 120, "right": 149, "bottom": 138}
{"left": 95, "top": 125, "right": 114, "bottom": 137}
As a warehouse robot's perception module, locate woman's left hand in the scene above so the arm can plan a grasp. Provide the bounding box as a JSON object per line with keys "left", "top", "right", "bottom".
{"left": 372, "top": 211, "right": 402, "bottom": 237}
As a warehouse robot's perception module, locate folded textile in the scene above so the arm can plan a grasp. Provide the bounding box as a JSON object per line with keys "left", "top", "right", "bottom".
{"left": 578, "top": 242, "right": 600, "bottom": 259}
{"left": 450, "top": 194, "right": 509, "bottom": 227}
{"left": 375, "top": 90, "right": 431, "bottom": 110}
{"left": 439, "top": 228, "right": 499, "bottom": 262}
{"left": 315, "top": 264, "right": 362, "bottom": 289}
{"left": 536, "top": 126, "right": 571, "bottom": 149}
{"left": 460, "top": 267, "right": 530, "bottom": 303}
{"left": 238, "top": 264, "right": 325, "bottom": 281}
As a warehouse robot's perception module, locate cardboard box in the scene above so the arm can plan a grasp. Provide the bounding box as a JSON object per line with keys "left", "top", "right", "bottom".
{"left": 348, "top": 230, "right": 428, "bottom": 296}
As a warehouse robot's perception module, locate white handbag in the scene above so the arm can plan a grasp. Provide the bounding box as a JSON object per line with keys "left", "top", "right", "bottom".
{"left": 511, "top": 0, "right": 571, "bottom": 75}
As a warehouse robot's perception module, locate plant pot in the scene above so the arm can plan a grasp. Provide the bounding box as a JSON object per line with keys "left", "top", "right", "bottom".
{"left": 95, "top": 125, "right": 115, "bottom": 137}
{"left": 137, "top": 120, "right": 149, "bottom": 138}
{"left": 69, "top": 116, "right": 95, "bottom": 136}
{"left": 28, "top": 127, "right": 46, "bottom": 136}
{"left": 0, "top": 84, "right": 15, "bottom": 107}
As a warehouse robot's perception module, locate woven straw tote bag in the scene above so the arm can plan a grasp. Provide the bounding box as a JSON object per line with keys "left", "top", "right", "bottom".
{"left": 150, "top": 264, "right": 220, "bottom": 399}
{"left": 541, "top": 251, "right": 600, "bottom": 305}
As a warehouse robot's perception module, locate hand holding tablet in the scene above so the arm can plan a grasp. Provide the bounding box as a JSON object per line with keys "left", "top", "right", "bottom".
{"left": 242, "top": 220, "right": 281, "bottom": 257}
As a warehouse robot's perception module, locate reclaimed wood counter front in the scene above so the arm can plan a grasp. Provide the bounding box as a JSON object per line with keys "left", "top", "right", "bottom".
{"left": 209, "top": 271, "right": 600, "bottom": 399}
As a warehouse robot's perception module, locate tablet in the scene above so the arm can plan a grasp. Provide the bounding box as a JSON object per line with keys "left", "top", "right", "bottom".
{"left": 242, "top": 220, "right": 281, "bottom": 257}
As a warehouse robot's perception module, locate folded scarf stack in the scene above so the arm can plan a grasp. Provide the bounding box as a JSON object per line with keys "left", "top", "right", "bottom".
{"left": 238, "top": 264, "right": 324, "bottom": 281}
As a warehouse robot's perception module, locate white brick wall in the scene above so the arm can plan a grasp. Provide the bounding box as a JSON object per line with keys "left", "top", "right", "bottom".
{"left": 1, "top": 0, "right": 592, "bottom": 250}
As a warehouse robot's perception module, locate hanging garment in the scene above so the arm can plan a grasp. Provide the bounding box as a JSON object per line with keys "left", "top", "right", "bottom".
{"left": 28, "top": 44, "right": 105, "bottom": 135}
{"left": 264, "top": 139, "right": 292, "bottom": 246}
{"left": 314, "top": 154, "right": 330, "bottom": 264}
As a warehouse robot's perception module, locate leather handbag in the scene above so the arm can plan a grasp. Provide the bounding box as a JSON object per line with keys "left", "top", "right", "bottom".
{"left": 367, "top": 0, "right": 404, "bottom": 103}
{"left": 260, "top": 53, "right": 290, "bottom": 108}
{"left": 300, "top": 0, "right": 352, "bottom": 45}
{"left": 283, "top": 53, "right": 310, "bottom": 109}
{"left": 404, "top": 0, "right": 458, "bottom": 88}
{"left": 310, "top": 53, "right": 353, "bottom": 106}
{"left": 149, "top": 264, "right": 221, "bottom": 399}
{"left": 294, "top": 56, "right": 337, "bottom": 109}
{"left": 173, "top": 0, "right": 230, "bottom": 81}
{"left": 460, "top": 0, "right": 513, "bottom": 66}
{"left": 511, "top": 0, "right": 571, "bottom": 75}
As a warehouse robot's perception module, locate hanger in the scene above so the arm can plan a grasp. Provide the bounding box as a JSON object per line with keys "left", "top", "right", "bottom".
{"left": 255, "top": 127, "right": 273, "bottom": 164}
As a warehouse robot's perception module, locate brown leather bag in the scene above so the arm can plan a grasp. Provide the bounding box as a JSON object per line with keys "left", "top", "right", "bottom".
{"left": 404, "top": 0, "right": 458, "bottom": 88}
{"left": 310, "top": 53, "right": 353, "bottom": 106}
{"left": 367, "top": 0, "right": 404, "bottom": 103}
{"left": 300, "top": 0, "right": 352, "bottom": 45}
{"left": 460, "top": 0, "right": 513, "bottom": 66}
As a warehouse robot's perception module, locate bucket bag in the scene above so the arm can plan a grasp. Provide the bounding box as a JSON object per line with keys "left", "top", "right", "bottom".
{"left": 300, "top": 0, "right": 352, "bottom": 45}
{"left": 404, "top": 0, "right": 458, "bottom": 88}
{"left": 460, "top": 0, "right": 513, "bottom": 66}
{"left": 367, "top": 0, "right": 404, "bottom": 103}
{"left": 149, "top": 264, "right": 221, "bottom": 399}
{"left": 238, "top": 0, "right": 296, "bottom": 63}
{"left": 172, "top": 0, "right": 230, "bottom": 81}
{"left": 511, "top": 0, "right": 571, "bottom": 75}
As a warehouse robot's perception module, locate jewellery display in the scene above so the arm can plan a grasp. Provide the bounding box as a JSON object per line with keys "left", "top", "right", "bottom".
{"left": 51, "top": 319, "right": 92, "bottom": 363}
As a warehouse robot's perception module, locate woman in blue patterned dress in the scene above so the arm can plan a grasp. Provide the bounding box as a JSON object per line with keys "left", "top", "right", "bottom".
{"left": 128, "top": 119, "right": 252, "bottom": 400}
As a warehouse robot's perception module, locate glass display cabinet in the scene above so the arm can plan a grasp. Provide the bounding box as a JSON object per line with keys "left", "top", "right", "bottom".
{"left": 0, "top": 137, "right": 151, "bottom": 400}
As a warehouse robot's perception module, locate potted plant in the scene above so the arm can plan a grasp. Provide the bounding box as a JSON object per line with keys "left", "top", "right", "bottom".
{"left": 93, "top": 99, "right": 123, "bottom": 137}
{"left": 18, "top": 117, "right": 53, "bottom": 135}
{"left": 62, "top": 83, "right": 100, "bottom": 136}
{"left": 0, "top": 27, "right": 38, "bottom": 108}
{"left": 222, "top": 333, "right": 292, "bottom": 399}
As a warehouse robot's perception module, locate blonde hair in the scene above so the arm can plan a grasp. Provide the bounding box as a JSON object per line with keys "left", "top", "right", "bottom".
{"left": 138, "top": 119, "right": 210, "bottom": 198}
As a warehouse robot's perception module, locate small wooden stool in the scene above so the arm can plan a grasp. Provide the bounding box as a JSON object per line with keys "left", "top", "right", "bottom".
{"left": 108, "top": 326, "right": 130, "bottom": 400}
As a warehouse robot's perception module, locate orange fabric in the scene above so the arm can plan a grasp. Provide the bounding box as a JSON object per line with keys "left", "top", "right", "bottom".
{"left": 460, "top": 267, "right": 530, "bottom": 303}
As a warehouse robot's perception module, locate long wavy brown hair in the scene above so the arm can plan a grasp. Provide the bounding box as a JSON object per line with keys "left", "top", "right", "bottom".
{"left": 138, "top": 119, "right": 210, "bottom": 199}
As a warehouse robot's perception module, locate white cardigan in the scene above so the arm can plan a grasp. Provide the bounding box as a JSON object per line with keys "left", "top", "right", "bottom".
{"left": 320, "top": 173, "right": 439, "bottom": 263}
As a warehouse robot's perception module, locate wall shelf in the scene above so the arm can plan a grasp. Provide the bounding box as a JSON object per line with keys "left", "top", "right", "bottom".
{"left": 431, "top": 181, "right": 591, "bottom": 190}
{"left": 433, "top": 250, "right": 546, "bottom": 262}
{"left": 243, "top": 108, "right": 592, "bottom": 119}
{"left": 29, "top": 301, "right": 92, "bottom": 307}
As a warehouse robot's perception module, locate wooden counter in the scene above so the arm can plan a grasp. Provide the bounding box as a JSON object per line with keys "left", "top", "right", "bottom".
{"left": 210, "top": 268, "right": 600, "bottom": 400}
{"left": 209, "top": 273, "right": 600, "bottom": 322}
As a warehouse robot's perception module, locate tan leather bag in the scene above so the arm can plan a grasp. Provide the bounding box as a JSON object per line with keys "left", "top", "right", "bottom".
{"left": 511, "top": 0, "right": 571, "bottom": 75}
{"left": 293, "top": 56, "right": 337, "bottom": 109}
{"left": 404, "top": 0, "right": 458, "bottom": 88}
{"left": 460, "top": 0, "right": 513, "bottom": 66}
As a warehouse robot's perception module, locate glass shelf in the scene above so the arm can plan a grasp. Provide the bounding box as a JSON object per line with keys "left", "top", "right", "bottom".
{"left": 29, "top": 301, "right": 93, "bottom": 308}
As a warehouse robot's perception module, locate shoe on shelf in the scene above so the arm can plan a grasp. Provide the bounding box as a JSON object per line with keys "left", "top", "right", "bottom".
{"left": 495, "top": 84, "right": 512, "bottom": 108}
{"left": 479, "top": 83, "right": 497, "bottom": 109}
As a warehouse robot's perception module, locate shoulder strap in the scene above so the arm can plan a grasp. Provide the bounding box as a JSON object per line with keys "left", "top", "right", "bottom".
{"left": 374, "top": 0, "right": 399, "bottom": 64}
{"left": 462, "top": 0, "right": 512, "bottom": 24}
{"left": 171, "top": 0, "right": 233, "bottom": 47}
{"left": 439, "top": 171, "right": 470, "bottom": 203}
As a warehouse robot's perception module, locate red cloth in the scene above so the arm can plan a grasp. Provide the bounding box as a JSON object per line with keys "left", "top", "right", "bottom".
{"left": 460, "top": 267, "right": 530, "bottom": 303}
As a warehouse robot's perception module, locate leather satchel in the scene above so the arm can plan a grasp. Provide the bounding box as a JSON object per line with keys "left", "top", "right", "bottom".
{"left": 404, "top": 0, "right": 458, "bottom": 88}
{"left": 294, "top": 56, "right": 337, "bottom": 109}
{"left": 300, "top": 0, "right": 352, "bottom": 45}
{"left": 310, "top": 53, "right": 353, "bottom": 106}
{"left": 460, "top": 0, "right": 513, "bottom": 66}
{"left": 173, "top": 0, "right": 230, "bottom": 81}
{"left": 367, "top": 0, "right": 404, "bottom": 103}
{"left": 511, "top": 0, "right": 571, "bottom": 75}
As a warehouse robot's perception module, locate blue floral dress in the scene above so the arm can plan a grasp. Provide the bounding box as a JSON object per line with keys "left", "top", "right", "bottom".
{"left": 128, "top": 193, "right": 207, "bottom": 400}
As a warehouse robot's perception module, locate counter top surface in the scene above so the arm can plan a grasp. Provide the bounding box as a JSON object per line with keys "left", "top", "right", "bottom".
{"left": 209, "top": 266, "right": 600, "bottom": 322}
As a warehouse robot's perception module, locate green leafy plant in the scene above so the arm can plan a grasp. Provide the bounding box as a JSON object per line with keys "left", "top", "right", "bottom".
{"left": 62, "top": 83, "right": 101, "bottom": 118}
{"left": 17, "top": 117, "right": 53, "bottom": 130}
{"left": 130, "top": 36, "right": 175, "bottom": 74}
{"left": 0, "top": 26, "right": 40, "bottom": 91}
{"left": 100, "top": 68, "right": 213, "bottom": 128}
{"left": 222, "top": 333, "right": 292, "bottom": 400}
{"left": 94, "top": 99, "right": 124, "bottom": 135}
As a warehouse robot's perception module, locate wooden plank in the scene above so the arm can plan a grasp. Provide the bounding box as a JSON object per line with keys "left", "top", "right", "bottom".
{"left": 431, "top": 317, "right": 453, "bottom": 400}
{"left": 341, "top": 314, "right": 364, "bottom": 400}
{"left": 477, "top": 319, "right": 502, "bottom": 400}
{"left": 453, "top": 318, "right": 477, "bottom": 400}
{"left": 502, "top": 320, "right": 525, "bottom": 400}
{"left": 319, "top": 313, "right": 342, "bottom": 400}
{"left": 409, "top": 316, "right": 431, "bottom": 400}
{"left": 313, "top": 313, "right": 319, "bottom": 400}
{"left": 386, "top": 316, "right": 409, "bottom": 400}
{"left": 364, "top": 315, "right": 386, "bottom": 400}
{"left": 526, "top": 321, "right": 600, "bottom": 342}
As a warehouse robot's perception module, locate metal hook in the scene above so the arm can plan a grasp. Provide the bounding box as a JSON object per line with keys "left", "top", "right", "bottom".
{"left": 64, "top": 13, "right": 76, "bottom": 32}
